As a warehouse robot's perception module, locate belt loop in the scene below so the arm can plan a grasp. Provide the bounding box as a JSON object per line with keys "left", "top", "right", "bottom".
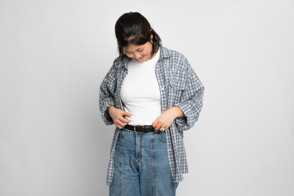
{"left": 134, "top": 126, "right": 137, "bottom": 133}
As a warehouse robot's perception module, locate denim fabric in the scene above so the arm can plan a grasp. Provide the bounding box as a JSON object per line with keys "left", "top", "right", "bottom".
{"left": 109, "top": 127, "right": 179, "bottom": 196}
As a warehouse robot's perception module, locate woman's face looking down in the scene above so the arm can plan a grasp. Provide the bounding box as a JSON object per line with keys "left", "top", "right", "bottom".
{"left": 123, "top": 40, "right": 154, "bottom": 63}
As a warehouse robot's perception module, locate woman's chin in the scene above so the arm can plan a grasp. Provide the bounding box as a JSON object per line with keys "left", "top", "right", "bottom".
{"left": 136, "top": 57, "right": 145, "bottom": 62}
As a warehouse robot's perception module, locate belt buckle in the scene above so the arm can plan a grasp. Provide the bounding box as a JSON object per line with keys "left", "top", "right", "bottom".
{"left": 134, "top": 125, "right": 143, "bottom": 133}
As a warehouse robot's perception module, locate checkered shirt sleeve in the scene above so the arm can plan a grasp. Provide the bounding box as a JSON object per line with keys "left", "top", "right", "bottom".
{"left": 174, "top": 56, "right": 205, "bottom": 131}
{"left": 99, "top": 60, "right": 117, "bottom": 125}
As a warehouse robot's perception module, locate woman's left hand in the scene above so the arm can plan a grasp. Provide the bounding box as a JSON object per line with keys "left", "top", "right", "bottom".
{"left": 152, "top": 108, "right": 177, "bottom": 131}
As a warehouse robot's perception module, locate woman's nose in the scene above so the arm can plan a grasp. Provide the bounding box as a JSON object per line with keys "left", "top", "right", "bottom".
{"left": 134, "top": 52, "right": 142, "bottom": 59}
{"left": 134, "top": 53, "right": 139, "bottom": 59}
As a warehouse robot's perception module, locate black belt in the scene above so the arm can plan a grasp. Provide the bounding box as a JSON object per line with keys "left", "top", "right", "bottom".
{"left": 125, "top": 124, "right": 157, "bottom": 133}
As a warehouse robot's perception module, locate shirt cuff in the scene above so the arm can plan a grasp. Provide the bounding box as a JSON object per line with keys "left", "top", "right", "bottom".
{"left": 173, "top": 100, "right": 201, "bottom": 131}
{"left": 101, "top": 99, "right": 115, "bottom": 125}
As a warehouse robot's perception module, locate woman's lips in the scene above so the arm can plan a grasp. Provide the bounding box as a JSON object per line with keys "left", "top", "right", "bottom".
{"left": 138, "top": 55, "right": 145, "bottom": 59}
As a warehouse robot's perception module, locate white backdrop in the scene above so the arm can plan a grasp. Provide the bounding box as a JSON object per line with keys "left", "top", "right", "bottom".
{"left": 0, "top": 0, "right": 293, "bottom": 195}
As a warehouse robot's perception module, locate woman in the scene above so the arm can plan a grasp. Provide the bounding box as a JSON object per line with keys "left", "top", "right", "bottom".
{"left": 99, "top": 12, "right": 205, "bottom": 196}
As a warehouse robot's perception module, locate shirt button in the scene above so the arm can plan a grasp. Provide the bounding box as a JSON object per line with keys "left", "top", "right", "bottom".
{"left": 161, "top": 88, "right": 164, "bottom": 90}
{"left": 169, "top": 148, "right": 172, "bottom": 151}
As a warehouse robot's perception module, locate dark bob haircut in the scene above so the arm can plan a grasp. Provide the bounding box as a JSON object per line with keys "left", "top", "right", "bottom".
{"left": 115, "top": 12, "right": 162, "bottom": 62}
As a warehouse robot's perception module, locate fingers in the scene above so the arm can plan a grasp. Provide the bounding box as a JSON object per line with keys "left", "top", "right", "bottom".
{"left": 153, "top": 122, "right": 166, "bottom": 132}
{"left": 119, "top": 111, "right": 132, "bottom": 123}
{"left": 152, "top": 122, "right": 159, "bottom": 128}
{"left": 115, "top": 120, "right": 126, "bottom": 129}
{"left": 123, "top": 111, "right": 133, "bottom": 117}
{"left": 119, "top": 116, "right": 132, "bottom": 123}
{"left": 115, "top": 117, "right": 131, "bottom": 129}
{"left": 153, "top": 122, "right": 161, "bottom": 131}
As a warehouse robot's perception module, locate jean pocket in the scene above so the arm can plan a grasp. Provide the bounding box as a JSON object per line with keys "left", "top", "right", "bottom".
{"left": 158, "top": 131, "right": 167, "bottom": 143}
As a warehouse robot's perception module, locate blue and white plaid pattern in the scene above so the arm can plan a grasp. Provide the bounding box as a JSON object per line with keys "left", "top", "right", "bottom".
{"left": 99, "top": 44, "right": 205, "bottom": 185}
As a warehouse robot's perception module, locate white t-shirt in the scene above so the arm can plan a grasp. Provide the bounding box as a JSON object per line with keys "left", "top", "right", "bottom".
{"left": 120, "top": 47, "right": 161, "bottom": 125}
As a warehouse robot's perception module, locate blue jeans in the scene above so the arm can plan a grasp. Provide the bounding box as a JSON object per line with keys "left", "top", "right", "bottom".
{"left": 109, "top": 127, "right": 179, "bottom": 196}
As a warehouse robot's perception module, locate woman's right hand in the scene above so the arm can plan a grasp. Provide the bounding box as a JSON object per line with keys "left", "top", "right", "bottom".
{"left": 107, "top": 105, "right": 132, "bottom": 129}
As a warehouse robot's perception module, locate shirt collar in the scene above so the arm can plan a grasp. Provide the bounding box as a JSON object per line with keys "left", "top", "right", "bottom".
{"left": 118, "top": 43, "right": 170, "bottom": 69}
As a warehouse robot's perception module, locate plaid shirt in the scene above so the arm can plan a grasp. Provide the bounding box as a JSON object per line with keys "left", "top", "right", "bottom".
{"left": 99, "top": 44, "right": 205, "bottom": 185}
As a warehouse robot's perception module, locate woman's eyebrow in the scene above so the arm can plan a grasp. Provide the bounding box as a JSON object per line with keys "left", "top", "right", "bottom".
{"left": 125, "top": 47, "right": 143, "bottom": 52}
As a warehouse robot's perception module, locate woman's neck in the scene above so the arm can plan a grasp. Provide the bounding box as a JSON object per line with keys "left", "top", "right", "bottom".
{"left": 147, "top": 47, "right": 159, "bottom": 61}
